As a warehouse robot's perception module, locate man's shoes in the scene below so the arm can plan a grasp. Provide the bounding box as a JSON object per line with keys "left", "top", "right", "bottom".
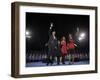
{"left": 46, "top": 63, "right": 49, "bottom": 66}
{"left": 50, "top": 62, "right": 53, "bottom": 66}
{"left": 62, "top": 62, "right": 65, "bottom": 64}
{"left": 57, "top": 63, "right": 60, "bottom": 65}
{"left": 68, "top": 62, "right": 72, "bottom": 65}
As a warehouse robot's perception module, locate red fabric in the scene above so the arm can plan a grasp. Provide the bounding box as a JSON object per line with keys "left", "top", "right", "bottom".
{"left": 69, "top": 39, "right": 75, "bottom": 49}
{"left": 61, "top": 40, "right": 67, "bottom": 55}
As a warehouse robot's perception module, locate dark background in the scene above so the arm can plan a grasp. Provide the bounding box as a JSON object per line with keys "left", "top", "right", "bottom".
{"left": 26, "top": 12, "right": 89, "bottom": 53}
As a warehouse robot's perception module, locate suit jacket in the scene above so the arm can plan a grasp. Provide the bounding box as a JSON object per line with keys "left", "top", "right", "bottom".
{"left": 48, "top": 35, "right": 58, "bottom": 55}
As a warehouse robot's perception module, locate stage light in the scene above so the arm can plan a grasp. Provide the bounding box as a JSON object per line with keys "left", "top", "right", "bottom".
{"left": 78, "top": 32, "right": 86, "bottom": 41}
{"left": 26, "top": 30, "right": 32, "bottom": 39}
{"left": 26, "top": 31, "right": 30, "bottom": 36}
{"left": 80, "top": 33, "right": 85, "bottom": 38}
{"left": 78, "top": 37, "right": 83, "bottom": 41}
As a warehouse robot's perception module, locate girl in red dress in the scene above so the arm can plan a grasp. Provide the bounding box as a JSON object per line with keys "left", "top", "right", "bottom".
{"left": 60, "top": 36, "right": 67, "bottom": 64}
{"left": 68, "top": 34, "right": 75, "bottom": 64}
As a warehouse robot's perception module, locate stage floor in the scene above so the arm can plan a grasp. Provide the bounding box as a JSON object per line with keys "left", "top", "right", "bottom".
{"left": 26, "top": 61, "right": 89, "bottom": 67}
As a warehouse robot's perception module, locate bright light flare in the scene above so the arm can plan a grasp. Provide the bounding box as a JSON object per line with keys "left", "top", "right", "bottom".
{"left": 78, "top": 32, "right": 86, "bottom": 41}
{"left": 78, "top": 37, "right": 83, "bottom": 41}
{"left": 26, "top": 31, "right": 30, "bottom": 36}
{"left": 26, "top": 30, "right": 32, "bottom": 39}
{"left": 80, "top": 33, "right": 85, "bottom": 38}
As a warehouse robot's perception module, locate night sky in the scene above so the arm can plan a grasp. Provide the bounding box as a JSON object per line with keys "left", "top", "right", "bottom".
{"left": 26, "top": 12, "right": 89, "bottom": 52}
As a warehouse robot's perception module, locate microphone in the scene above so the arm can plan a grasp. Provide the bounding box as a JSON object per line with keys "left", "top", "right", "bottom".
{"left": 50, "top": 22, "right": 53, "bottom": 29}
{"left": 50, "top": 26, "right": 53, "bottom": 29}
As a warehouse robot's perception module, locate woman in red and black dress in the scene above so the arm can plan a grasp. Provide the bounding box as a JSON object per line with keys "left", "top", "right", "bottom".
{"left": 60, "top": 36, "right": 67, "bottom": 64}
{"left": 68, "top": 34, "right": 75, "bottom": 64}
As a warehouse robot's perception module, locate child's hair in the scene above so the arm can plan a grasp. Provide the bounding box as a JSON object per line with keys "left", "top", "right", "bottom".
{"left": 61, "top": 36, "right": 66, "bottom": 41}
{"left": 69, "top": 34, "right": 73, "bottom": 39}
{"left": 58, "top": 40, "right": 60, "bottom": 44}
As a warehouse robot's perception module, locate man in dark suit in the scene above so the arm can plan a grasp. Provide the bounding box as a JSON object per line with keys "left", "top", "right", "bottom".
{"left": 47, "top": 31, "right": 58, "bottom": 65}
